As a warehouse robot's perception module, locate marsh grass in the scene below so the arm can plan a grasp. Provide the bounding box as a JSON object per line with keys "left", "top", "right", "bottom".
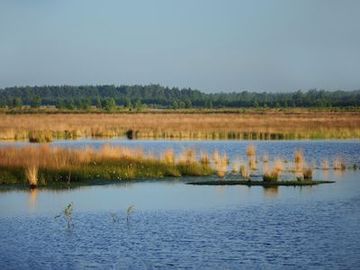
{"left": 263, "top": 159, "right": 284, "bottom": 182}
{"left": 263, "top": 169, "right": 280, "bottom": 182}
{"left": 200, "top": 152, "right": 210, "bottom": 166}
{"left": 28, "top": 130, "right": 53, "bottom": 143}
{"left": 246, "top": 145, "right": 256, "bottom": 157}
{"left": 294, "top": 150, "right": 304, "bottom": 172}
{"left": 240, "top": 165, "right": 250, "bottom": 179}
{"left": 163, "top": 149, "right": 175, "bottom": 164}
{"left": 321, "top": 160, "right": 330, "bottom": 170}
{"left": 333, "top": 158, "right": 346, "bottom": 170}
{"left": 248, "top": 157, "right": 257, "bottom": 171}
{"left": 215, "top": 153, "right": 228, "bottom": 178}
{"left": 274, "top": 159, "right": 284, "bottom": 173}
{"left": 25, "top": 165, "right": 38, "bottom": 188}
{"left": 246, "top": 145, "right": 257, "bottom": 170}
{"left": 294, "top": 150, "right": 304, "bottom": 164}
{"left": 1, "top": 112, "right": 360, "bottom": 141}
{"left": 231, "top": 157, "right": 242, "bottom": 173}
{"left": 0, "top": 145, "right": 213, "bottom": 185}
{"left": 303, "top": 167, "right": 313, "bottom": 180}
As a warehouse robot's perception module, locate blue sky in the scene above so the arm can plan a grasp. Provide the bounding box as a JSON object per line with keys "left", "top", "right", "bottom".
{"left": 1, "top": 0, "right": 359, "bottom": 92}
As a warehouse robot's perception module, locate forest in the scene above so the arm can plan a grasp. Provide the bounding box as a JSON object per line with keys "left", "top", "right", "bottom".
{"left": 0, "top": 84, "right": 359, "bottom": 110}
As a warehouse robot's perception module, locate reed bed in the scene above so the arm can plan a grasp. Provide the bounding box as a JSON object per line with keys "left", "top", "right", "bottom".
{"left": 1, "top": 111, "right": 360, "bottom": 141}
{"left": 0, "top": 145, "right": 214, "bottom": 186}
{"left": 0, "top": 143, "right": 353, "bottom": 186}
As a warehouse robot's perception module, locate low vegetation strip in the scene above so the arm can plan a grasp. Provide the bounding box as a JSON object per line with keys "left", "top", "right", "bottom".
{"left": 0, "top": 111, "right": 360, "bottom": 141}
{"left": 0, "top": 145, "right": 213, "bottom": 186}
{"left": 0, "top": 143, "right": 350, "bottom": 188}
{"left": 187, "top": 180, "right": 335, "bottom": 186}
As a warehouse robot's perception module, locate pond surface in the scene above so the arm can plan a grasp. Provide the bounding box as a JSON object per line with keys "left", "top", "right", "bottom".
{"left": 1, "top": 140, "right": 360, "bottom": 269}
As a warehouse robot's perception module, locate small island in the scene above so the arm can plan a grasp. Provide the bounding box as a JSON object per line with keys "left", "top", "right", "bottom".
{"left": 187, "top": 180, "right": 335, "bottom": 186}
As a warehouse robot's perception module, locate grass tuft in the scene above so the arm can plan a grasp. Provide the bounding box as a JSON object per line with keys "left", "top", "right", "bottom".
{"left": 25, "top": 165, "right": 38, "bottom": 187}
{"left": 333, "top": 158, "right": 346, "bottom": 170}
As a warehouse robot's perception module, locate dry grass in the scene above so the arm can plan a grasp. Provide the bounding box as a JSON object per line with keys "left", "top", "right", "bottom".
{"left": 274, "top": 159, "right": 284, "bottom": 173}
{"left": 1, "top": 111, "right": 360, "bottom": 141}
{"left": 179, "top": 149, "right": 196, "bottom": 163}
{"left": 246, "top": 145, "right": 256, "bottom": 157}
{"left": 240, "top": 165, "right": 250, "bottom": 179}
{"left": 200, "top": 152, "right": 210, "bottom": 166}
{"left": 333, "top": 158, "right": 346, "bottom": 170}
{"left": 163, "top": 149, "right": 175, "bottom": 164}
{"left": 263, "top": 159, "right": 284, "bottom": 181}
{"left": 294, "top": 150, "right": 304, "bottom": 164}
{"left": 0, "top": 144, "right": 214, "bottom": 185}
{"left": 321, "top": 160, "right": 330, "bottom": 170}
{"left": 246, "top": 145, "right": 257, "bottom": 170}
{"left": 263, "top": 169, "right": 280, "bottom": 182}
{"left": 294, "top": 150, "right": 305, "bottom": 172}
{"left": 0, "top": 144, "right": 135, "bottom": 170}
{"left": 303, "top": 167, "right": 313, "bottom": 180}
{"left": 214, "top": 153, "right": 228, "bottom": 178}
{"left": 25, "top": 165, "right": 38, "bottom": 187}
{"left": 212, "top": 150, "right": 220, "bottom": 164}
{"left": 248, "top": 157, "right": 257, "bottom": 171}
{"left": 231, "top": 157, "right": 242, "bottom": 173}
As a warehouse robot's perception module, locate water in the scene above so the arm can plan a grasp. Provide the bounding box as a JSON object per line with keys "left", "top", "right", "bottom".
{"left": 1, "top": 140, "right": 360, "bottom": 269}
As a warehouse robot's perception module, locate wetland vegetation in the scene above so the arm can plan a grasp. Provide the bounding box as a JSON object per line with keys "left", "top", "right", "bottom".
{"left": 1, "top": 110, "right": 360, "bottom": 142}
{"left": 0, "top": 145, "right": 213, "bottom": 187}
{"left": 0, "top": 143, "right": 348, "bottom": 188}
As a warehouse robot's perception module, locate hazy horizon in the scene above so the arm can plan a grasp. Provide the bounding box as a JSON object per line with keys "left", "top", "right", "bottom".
{"left": 1, "top": 0, "right": 360, "bottom": 92}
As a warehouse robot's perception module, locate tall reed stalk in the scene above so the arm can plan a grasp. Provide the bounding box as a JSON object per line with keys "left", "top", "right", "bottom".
{"left": 25, "top": 165, "right": 38, "bottom": 187}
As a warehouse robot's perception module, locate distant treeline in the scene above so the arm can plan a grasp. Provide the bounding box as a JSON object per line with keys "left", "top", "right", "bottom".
{"left": 1, "top": 85, "right": 360, "bottom": 110}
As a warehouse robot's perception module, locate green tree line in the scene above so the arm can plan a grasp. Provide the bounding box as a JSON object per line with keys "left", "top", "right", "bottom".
{"left": 0, "top": 84, "right": 359, "bottom": 109}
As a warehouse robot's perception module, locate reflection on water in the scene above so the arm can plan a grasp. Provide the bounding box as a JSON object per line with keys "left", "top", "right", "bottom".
{"left": 334, "top": 169, "right": 345, "bottom": 177}
{"left": 0, "top": 169, "right": 357, "bottom": 216}
{"left": 215, "top": 185, "right": 226, "bottom": 194}
{"left": 322, "top": 169, "right": 329, "bottom": 180}
{"left": 263, "top": 186, "right": 279, "bottom": 198}
{"left": 28, "top": 189, "right": 38, "bottom": 210}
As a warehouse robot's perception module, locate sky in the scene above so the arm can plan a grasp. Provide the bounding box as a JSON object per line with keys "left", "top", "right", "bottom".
{"left": 0, "top": 0, "right": 359, "bottom": 92}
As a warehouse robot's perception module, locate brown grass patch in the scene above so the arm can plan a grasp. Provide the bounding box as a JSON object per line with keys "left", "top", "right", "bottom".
{"left": 1, "top": 111, "right": 360, "bottom": 141}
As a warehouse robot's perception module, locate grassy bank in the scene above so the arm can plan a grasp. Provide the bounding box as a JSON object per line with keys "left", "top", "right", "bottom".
{"left": 1, "top": 110, "right": 360, "bottom": 141}
{"left": 0, "top": 143, "right": 353, "bottom": 188}
{"left": 0, "top": 145, "right": 213, "bottom": 186}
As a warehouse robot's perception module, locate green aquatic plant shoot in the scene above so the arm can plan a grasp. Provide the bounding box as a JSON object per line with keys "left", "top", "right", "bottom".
{"left": 55, "top": 202, "right": 74, "bottom": 229}
{"left": 127, "top": 205, "right": 135, "bottom": 223}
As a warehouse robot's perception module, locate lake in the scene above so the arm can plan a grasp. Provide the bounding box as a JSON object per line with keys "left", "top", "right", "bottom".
{"left": 0, "top": 140, "right": 360, "bottom": 269}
